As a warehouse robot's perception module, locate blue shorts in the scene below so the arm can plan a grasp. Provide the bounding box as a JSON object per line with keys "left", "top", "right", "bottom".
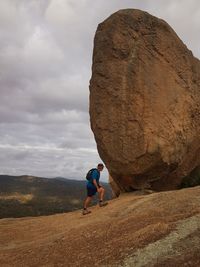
{"left": 87, "top": 186, "right": 97, "bottom": 197}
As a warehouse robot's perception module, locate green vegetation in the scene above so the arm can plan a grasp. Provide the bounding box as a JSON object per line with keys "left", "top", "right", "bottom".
{"left": 0, "top": 175, "right": 112, "bottom": 219}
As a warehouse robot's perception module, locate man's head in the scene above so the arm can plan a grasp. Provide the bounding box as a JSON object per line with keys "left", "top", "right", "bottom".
{"left": 97, "top": 163, "right": 104, "bottom": 172}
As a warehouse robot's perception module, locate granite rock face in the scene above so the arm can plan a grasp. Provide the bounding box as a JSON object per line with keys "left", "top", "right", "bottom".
{"left": 109, "top": 174, "right": 120, "bottom": 197}
{"left": 90, "top": 9, "right": 200, "bottom": 192}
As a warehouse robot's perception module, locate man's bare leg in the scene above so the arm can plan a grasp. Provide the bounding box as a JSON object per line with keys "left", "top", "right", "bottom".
{"left": 83, "top": 196, "right": 92, "bottom": 215}
{"left": 98, "top": 187, "right": 105, "bottom": 201}
{"left": 83, "top": 196, "right": 92, "bottom": 209}
{"left": 98, "top": 187, "right": 108, "bottom": 207}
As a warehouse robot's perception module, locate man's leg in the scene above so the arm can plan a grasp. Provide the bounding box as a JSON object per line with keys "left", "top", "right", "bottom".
{"left": 83, "top": 191, "right": 94, "bottom": 215}
{"left": 83, "top": 196, "right": 92, "bottom": 209}
{"left": 83, "top": 186, "right": 96, "bottom": 214}
{"left": 98, "top": 187, "right": 108, "bottom": 207}
{"left": 98, "top": 187, "right": 105, "bottom": 201}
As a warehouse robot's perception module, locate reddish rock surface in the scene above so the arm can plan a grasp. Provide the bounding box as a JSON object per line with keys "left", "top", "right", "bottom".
{"left": 1, "top": 187, "right": 200, "bottom": 266}
{"left": 90, "top": 9, "right": 200, "bottom": 192}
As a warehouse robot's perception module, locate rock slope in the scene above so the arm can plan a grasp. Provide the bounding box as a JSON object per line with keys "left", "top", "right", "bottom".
{"left": 89, "top": 9, "right": 200, "bottom": 192}
{"left": 1, "top": 186, "right": 200, "bottom": 266}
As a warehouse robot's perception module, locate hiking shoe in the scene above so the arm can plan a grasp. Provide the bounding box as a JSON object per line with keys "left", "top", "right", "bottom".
{"left": 82, "top": 209, "right": 91, "bottom": 215}
{"left": 99, "top": 201, "right": 108, "bottom": 207}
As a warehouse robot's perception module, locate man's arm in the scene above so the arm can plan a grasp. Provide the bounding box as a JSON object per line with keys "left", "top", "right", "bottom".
{"left": 93, "top": 179, "right": 100, "bottom": 192}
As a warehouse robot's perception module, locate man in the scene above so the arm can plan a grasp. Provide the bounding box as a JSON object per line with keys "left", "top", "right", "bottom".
{"left": 83, "top": 163, "right": 108, "bottom": 215}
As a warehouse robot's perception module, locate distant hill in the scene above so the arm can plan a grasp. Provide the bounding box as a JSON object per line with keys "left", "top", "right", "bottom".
{"left": 0, "top": 175, "right": 112, "bottom": 219}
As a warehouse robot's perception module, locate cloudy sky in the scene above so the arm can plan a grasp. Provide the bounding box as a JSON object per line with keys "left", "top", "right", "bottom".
{"left": 0, "top": 0, "right": 199, "bottom": 181}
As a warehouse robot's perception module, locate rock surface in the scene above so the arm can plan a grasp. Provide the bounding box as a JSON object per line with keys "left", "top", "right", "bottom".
{"left": 109, "top": 174, "right": 120, "bottom": 197}
{"left": 1, "top": 187, "right": 200, "bottom": 267}
{"left": 90, "top": 9, "right": 200, "bottom": 192}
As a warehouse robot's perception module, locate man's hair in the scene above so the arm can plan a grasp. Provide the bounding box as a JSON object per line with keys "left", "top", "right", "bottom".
{"left": 97, "top": 163, "right": 104, "bottom": 168}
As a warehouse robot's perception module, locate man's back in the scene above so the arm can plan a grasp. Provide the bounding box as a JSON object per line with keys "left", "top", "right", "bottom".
{"left": 87, "top": 169, "right": 100, "bottom": 188}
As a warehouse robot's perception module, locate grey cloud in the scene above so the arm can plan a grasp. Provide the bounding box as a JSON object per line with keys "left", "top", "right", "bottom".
{"left": 0, "top": 0, "right": 199, "bottom": 181}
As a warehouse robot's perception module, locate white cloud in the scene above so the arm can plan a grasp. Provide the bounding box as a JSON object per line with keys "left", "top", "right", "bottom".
{"left": 0, "top": 0, "right": 199, "bottom": 181}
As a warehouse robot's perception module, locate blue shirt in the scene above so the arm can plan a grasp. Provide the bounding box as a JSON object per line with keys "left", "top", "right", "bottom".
{"left": 87, "top": 169, "right": 100, "bottom": 189}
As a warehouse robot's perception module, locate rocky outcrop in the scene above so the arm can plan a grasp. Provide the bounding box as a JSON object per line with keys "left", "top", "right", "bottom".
{"left": 1, "top": 187, "right": 200, "bottom": 266}
{"left": 90, "top": 9, "right": 200, "bottom": 192}
{"left": 109, "top": 174, "right": 120, "bottom": 197}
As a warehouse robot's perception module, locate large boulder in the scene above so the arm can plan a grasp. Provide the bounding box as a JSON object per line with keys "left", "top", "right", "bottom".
{"left": 89, "top": 9, "right": 200, "bottom": 192}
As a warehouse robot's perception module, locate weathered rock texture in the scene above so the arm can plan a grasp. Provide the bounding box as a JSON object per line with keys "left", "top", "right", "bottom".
{"left": 90, "top": 9, "right": 200, "bottom": 192}
{"left": 1, "top": 187, "right": 200, "bottom": 266}
{"left": 109, "top": 174, "right": 120, "bottom": 197}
